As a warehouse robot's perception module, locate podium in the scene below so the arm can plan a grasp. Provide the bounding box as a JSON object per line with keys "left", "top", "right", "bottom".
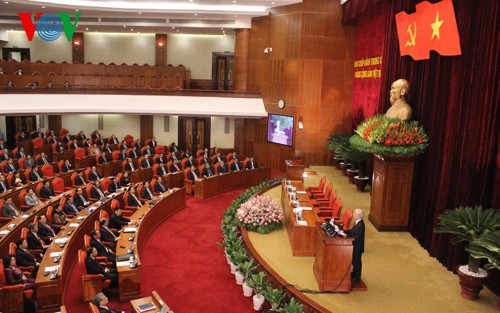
{"left": 313, "top": 223, "right": 353, "bottom": 292}
{"left": 285, "top": 160, "right": 305, "bottom": 182}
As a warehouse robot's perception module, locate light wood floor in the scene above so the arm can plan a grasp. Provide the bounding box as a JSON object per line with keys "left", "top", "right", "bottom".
{"left": 247, "top": 165, "right": 499, "bottom": 313}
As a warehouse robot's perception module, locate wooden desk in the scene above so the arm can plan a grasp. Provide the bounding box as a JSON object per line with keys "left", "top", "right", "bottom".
{"left": 100, "top": 160, "right": 122, "bottom": 177}
{"left": 115, "top": 188, "right": 186, "bottom": 301}
{"left": 51, "top": 150, "right": 75, "bottom": 165}
{"left": 36, "top": 192, "right": 124, "bottom": 313}
{"left": 313, "top": 222, "right": 353, "bottom": 292}
{"left": 161, "top": 172, "right": 184, "bottom": 189}
{"left": 130, "top": 167, "right": 153, "bottom": 184}
{"left": 285, "top": 160, "right": 305, "bottom": 182}
{"left": 281, "top": 180, "right": 320, "bottom": 256}
{"left": 130, "top": 291, "right": 173, "bottom": 313}
{"left": 75, "top": 155, "right": 96, "bottom": 170}
{"left": 194, "top": 167, "right": 271, "bottom": 199}
{"left": 35, "top": 144, "right": 53, "bottom": 159}
{"left": 20, "top": 139, "right": 34, "bottom": 156}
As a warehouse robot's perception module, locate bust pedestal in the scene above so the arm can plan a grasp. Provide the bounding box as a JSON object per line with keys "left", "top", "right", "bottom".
{"left": 368, "top": 154, "right": 415, "bottom": 231}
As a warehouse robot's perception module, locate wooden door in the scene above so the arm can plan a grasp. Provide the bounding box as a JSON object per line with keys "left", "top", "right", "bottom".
{"left": 5, "top": 116, "right": 37, "bottom": 148}
{"left": 212, "top": 53, "right": 234, "bottom": 90}
{"left": 178, "top": 117, "right": 211, "bottom": 155}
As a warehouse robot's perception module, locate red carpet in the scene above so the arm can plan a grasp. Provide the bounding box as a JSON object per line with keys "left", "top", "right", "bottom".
{"left": 64, "top": 189, "right": 256, "bottom": 312}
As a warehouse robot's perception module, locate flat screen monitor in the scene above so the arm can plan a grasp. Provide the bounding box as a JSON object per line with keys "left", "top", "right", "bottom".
{"left": 267, "top": 114, "right": 294, "bottom": 147}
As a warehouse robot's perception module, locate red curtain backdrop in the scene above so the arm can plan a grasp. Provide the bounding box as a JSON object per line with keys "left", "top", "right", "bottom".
{"left": 345, "top": 0, "right": 499, "bottom": 278}
{"left": 351, "top": 2, "right": 387, "bottom": 129}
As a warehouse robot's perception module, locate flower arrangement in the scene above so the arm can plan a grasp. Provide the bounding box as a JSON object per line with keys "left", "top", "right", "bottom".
{"left": 236, "top": 195, "right": 284, "bottom": 234}
{"left": 350, "top": 115, "right": 429, "bottom": 157}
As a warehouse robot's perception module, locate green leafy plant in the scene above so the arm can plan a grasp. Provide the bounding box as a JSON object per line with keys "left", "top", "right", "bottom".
{"left": 434, "top": 206, "right": 500, "bottom": 273}
{"left": 326, "top": 134, "right": 351, "bottom": 158}
{"left": 238, "top": 258, "right": 257, "bottom": 281}
{"left": 466, "top": 230, "right": 500, "bottom": 271}
{"left": 263, "top": 287, "right": 286, "bottom": 311}
{"left": 279, "top": 298, "right": 304, "bottom": 313}
{"left": 228, "top": 245, "right": 248, "bottom": 265}
{"left": 248, "top": 271, "right": 270, "bottom": 295}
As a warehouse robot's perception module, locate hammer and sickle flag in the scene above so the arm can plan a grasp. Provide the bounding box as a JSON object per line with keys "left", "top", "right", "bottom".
{"left": 395, "top": 0, "right": 461, "bottom": 60}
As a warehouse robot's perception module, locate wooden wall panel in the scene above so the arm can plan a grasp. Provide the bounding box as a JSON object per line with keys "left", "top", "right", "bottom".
{"left": 239, "top": 0, "right": 355, "bottom": 171}
{"left": 140, "top": 115, "right": 154, "bottom": 141}
{"left": 234, "top": 29, "right": 249, "bottom": 91}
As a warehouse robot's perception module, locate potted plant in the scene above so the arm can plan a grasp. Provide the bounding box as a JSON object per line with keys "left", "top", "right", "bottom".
{"left": 326, "top": 134, "right": 349, "bottom": 168}
{"left": 248, "top": 272, "right": 270, "bottom": 310}
{"left": 238, "top": 258, "right": 257, "bottom": 295}
{"left": 434, "top": 205, "right": 500, "bottom": 300}
{"left": 236, "top": 195, "right": 284, "bottom": 234}
{"left": 262, "top": 287, "right": 285, "bottom": 312}
{"left": 279, "top": 298, "right": 303, "bottom": 313}
{"left": 229, "top": 245, "right": 247, "bottom": 276}
{"left": 466, "top": 230, "right": 500, "bottom": 271}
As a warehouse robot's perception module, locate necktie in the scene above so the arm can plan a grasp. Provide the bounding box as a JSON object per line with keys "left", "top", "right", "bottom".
{"left": 24, "top": 249, "right": 36, "bottom": 260}
{"left": 129, "top": 163, "right": 134, "bottom": 171}
{"left": 21, "top": 152, "right": 25, "bottom": 157}
{"left": 146, "top": 159, "right": 150, "bottom": 167}
{"left": 207, "top": 168, "right": 212, "bottom": 176}
{"left": 175, "top": 164, "right": 180, "bottom": 171}
{"left": 192, "top": 171, "right": 198, "bottom": 179}
{"left": 132, "top": 194, "right": 140, "bottom": 206}
{"left": 34, "top": 232, "right": 44, "bottom": 246}
{"left": 236, "top": 163, "right": 240, "bottom": 170}
{"left": 97, "top": 188, "right": 105, "bottom": 198}
{"left": 44, "top": 223, "right": 55, "bottom": 236}
{"left": 10, "top": 164, "right": 14, "bottom": 171}
{"left": 104, "top": 226, "right": 117, "bottom": 240}
{"left": 161, "top": 167, "right": 166, "bottom": 175}
{"left": 80, "top": 195, "right": 86, "bottom": 205}
{"left": 251, "top": 162, "right": 254, "bottom": 169}
{"left": 1, "top": 182, "right": 6, "bottom": 190}
{"left": 42, "top": 157, "right": 48, "bottom": 164}
{"left": 70, "top": 202, "right": 77, "bottom": 213}
{"left": 94, "top": 171, "right": 100, "bottom": 179}
{"left": 102, "top": 156, "right": 107, "bottom": 163}
{"left": 10, "top": 204, "right": 19, "bottom": 217}
{"left": 147, "top": 188, "right": 153, "bottom": 198}
{"left": 35, "top": 171, "right": 41, "bottom": 179}
{"left": 159, "top": 183, "right": 165, "bottom": 192}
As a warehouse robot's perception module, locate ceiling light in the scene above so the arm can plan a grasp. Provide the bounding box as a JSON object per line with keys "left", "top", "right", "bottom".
{"left": 272, "top": 1, "right": 275, "bottom": 4}
{"left": 4, "top": 2, "right": 9, "bottom": 4}
{"left": 123, "top": 25, "right": 126, "bottom": 28}
{"left": 233, "top": 1, "right": 237, "bottom": 3}
{"left": 138, "top": 12, "right": 142, "bottom": 14}
{"left": 130, "top": 28, "right": 134, "bottom": 31}
{"left": 194, "top": 13, "right": 198, "bottom": 16}
{"left": 42, "top": 6, "right": 45, "bottom": 8}
{"left": 85, "top": 27, "right": 89, "bottom": 31}
{"left": 75, "top": 9, "right": 79, "bottom": 12}
{"left": 172, "top": 26, "right": 175, "bottom": 29}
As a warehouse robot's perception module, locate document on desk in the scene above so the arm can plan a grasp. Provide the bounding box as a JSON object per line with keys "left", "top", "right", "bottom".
{"left": 44, "top": 265, "right": 59, "bottom": 273}
{"left": 54, "top": 237, "right": 69, "bottom": 244}
{"left": 296, "top": 191, "right": 307, "bottom": 194}
{"left": 123, "top": 227, "right": 137, "bottom": 233}
{"left": 50, "top": 251, "right": 63, "bottom": 257}
{"left": 296, "top": 206, "right": 313, "bottom": 211}
{"left": 116, "top": 261, "right": 130, "bottom": 267}
{"left": 296, "top": 220, "right": 308, "bottom": 226}
{"left": 21, "top": 214, "right": 29, "bottom": 218}
{"left": 68, "top": 223, "right": 80, "bottom": 228}
{"left": 0, "top": 230, "right": 9, "bottom": 235}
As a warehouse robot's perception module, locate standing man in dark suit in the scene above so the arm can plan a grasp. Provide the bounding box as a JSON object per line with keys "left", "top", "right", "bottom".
{"left": 85, "top": 247, "right": 118, "bottom": 287}
{"left": 148, "top": 137, "right": 158, "bottom": 148}
{"left": 340, "top": 208, "right": 366, "bottom": 283}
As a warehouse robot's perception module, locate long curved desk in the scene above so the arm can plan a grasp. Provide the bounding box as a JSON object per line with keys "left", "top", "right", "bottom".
{"left": 194, "top": 167, "right": 271, "bottom": 199}
{"left": 115, "top": 187, "right": 186, "bottom": 301}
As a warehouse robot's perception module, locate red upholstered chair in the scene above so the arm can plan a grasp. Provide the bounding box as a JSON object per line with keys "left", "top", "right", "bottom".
{"left": 74, "top": 147, "right": 86, "bottom": 159}
{"left": 78, "top": 249, "right": 111, "bottom": 302}
{"left": 124, "top": 135, "right": 134, "bottom": 144}
{"left": 137, "top": 156, "right": 145, "bottom": 168}
{"left": 0, "top": 200, "right": 14, "bottom": 223}
{"left": 35, "top": 183, "right": 45, "bottom": 200}
{"left": 109, "top": 198, "right": 131, "bottom": 217}
{"left": 214, "top": 163, "right": 220, "bottom": 174}
{"left": 0, "top": 160, "right": 7, "bottom": 174}
{"left": 152, "top": 164, "right": 160, "bottom": 177}
{"left": 140, "top": 146, "right": 148, "bottom": 155}
{"left": 150, "top": 178, "right": 158, "bottom": 195}
{"left": 196, "top": 156, "right": 204, "bottom": 167}
{"left": 184, "top": 168, "right": 194, "bottom": 195}
{"left": 41, "top": 164, "right": 54, "bottom": 178}
{"left": 101, "top": 177, "right": 111, "bottom": 193}
{"left": 123, "top": 191, "right": 138, "bottom": 213}
{"left": 46, "top": 206, "right": 55, "bottom": 225}
{"left": 136, "top": 184, "right": 148, "bottom": 202}
{"left": 225, "top": 153, "right": 233, "bottom": 163}
{"left": 86, "top": 184, "right": 98, "bottom": 202}
{"left": 340, "top": 208, "right": 353, "bottom": 230}
{"left": 198, "top": 164, "right": 205, "bottom": 176}
{"left": 228, "top": 160, "right": 235, "bottom": 171}
{"left": 18, "top": 190, "right": 30, "bottom": 211}
{"left": 57, "top": 160, "right": 64, "bottom": 172}
{"left": 89, "top": 302, "right": 100, "bottom": 313}
{"left": 311, "top": 183, "right": 333, "bottom": 206}
{"left": 121, "top": 160, "right": 128, "bottom": 171}
{"left": 112, "top": 150, "right": 120, "bottom": 161}
{"left": 317, "top": 197, "right": 343, "bottom": 221}
{"left": 83, "top": 235, "right": 110, "bottom": 265}
{"left": 11, "top": 148, "right": 18, "bottom": 159}
{"left": 67, "top": 140, "right": 75, "bottom": 150}
{"left": 0, "top": 260, "right": 35, "bottom": 313}
{"left": 210, "top": 155, "right": 217, "bottom": 164}
{"left": 52, "top": 177, "right": 65, "bottom": 194}
{"left": 180, "top": 158, "right": 188, "bottom": 170}
{"left": 87, "top": 147, "right": 93, "bottom": 155}
{"left": 242, "top": 157, "right": 250, "bottom": 169}
{"left": 155, "top": 145, "right": 165, "bottom": 155}
{"left": 17, "top": 157, "right": 26, "bottom": 170}
{"left": 8, "top": 243, "right": 35, "bottom": 274}
{"left": 14, "top": 133, "right": 21, "bottom": 143}
{"left": 59, "top": 129, "right": 69, "bottom": 137}
{"left": 196, "top": 149, "right": 204, "bottom": 158}
{"left": 307, "top": 176, "right": 326, "bottom": 195}
{"left": 33, "top": 137, "right": 44, "bottom": 149}
{"left": 6, "top": 172, "right": 14, "bottom": 186}
{"left": 24, "top": 167, "right": 32, "bottom": 182}
{"left": 84, "top": 167, "right": 91, "bottom": 182}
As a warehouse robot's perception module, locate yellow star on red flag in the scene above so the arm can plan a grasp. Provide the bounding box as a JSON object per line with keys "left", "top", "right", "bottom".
{"left": 431, "top": 12, "right": 444, "bottom": 40}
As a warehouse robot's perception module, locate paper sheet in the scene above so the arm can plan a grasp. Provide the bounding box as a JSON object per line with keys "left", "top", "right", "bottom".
{"left": 116, "top": 261, "right": 130, "bottom": 267}
{"left": 296, "top": 221, "right": 308, "bottom": 226}
{"left": 123, "top": 227, "right": 137, "bottom": 233}
{"left": 68, "top": 223, "right": 79, "bottom": 228}
{"left": 297, "top": 206, "right": 313, "bottom": 211}
{"left": 50, "top": 252, "right": 63, "bottom": 257}
{"left": 54, "top": 238, "right": 69, "bottom": 244}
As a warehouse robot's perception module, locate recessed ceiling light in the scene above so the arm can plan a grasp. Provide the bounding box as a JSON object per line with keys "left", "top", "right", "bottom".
{"left": 138, "top": 12, "right": 142, "bottom": 14}
{"left": 194, "top": 13, "right": 198, "bottom": 16}
{"left": 272, "top": 1, "right": 275, "bottom": 4}
{"left": 4, "top": 2, "right": 9, "bottom": 4}
{"left": 130, "top": 28, "right": 134, "bottom": 31}
{"left": 41, "top": 6, "right": 45, "bottom": 8}
{"left": 123, "top": 25, "right": 126, "bottom": 28}
{"left": 233, "top": 1, "right": 237, "bottom": 3}
{"left": 75, "top": 9, "right": 79, "bottom": 12}
{"left": 85, "top": 27, "right": 89, "bottom": 31}
{"left": 172, "top": 26, "right": 175, "bottom": 29}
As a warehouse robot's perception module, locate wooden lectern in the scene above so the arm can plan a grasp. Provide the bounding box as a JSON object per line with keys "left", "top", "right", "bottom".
{"left": 313, "top": 223, "right": 353, "bottom": 292}
{"left": 285, "top": 160, "right": 305, "bottom": 182}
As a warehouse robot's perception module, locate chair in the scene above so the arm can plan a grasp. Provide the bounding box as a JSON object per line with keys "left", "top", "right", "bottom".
{"left": 57, "top": 160, "right": 64, "bottom": 172}
{"left": 225, "top": 153, "right": 233, "bottom": 163}
{"left": 210, "top": 155, "right": 217, "bottom": 164}
{"left": 8, "top": 242, "right": 35, "bottom": 274}
{"left": 311, "top": 183, "right": 333, "bottom": 206}
{"left": 0, "top": 261, "right": 34, "bottom": 313}
{"left": 124, "top": 135, "right": 134, "bottom": 144}
{"left": 198, "top": 164, "right": 205, "bottom": 176}
{"left": 78, "top": 249, "right": 110, "bottom": 302}
{"left": 86, "top": 184, "right": 98, "bottom": 202}
{"left": 154, "top": 145, "right": 165, "bottom": 155}
{"left": 35, "top": 183, "right": 45, "bottom": 200}
{"left": 84, "top": 167, "right": 91, "bottom": 182}
{"left": 214, "top": 163, "right": 220, "bottom": 174}
{"left": 0, "top": 160, "right": 7, "bottom": 174}
{"left": 24, "top": 167, "right": 32, "bottom": 182}
{"left": 123, "top": 191, "right": 138, "bottom": 212}
{"left": 152, "top": 164, "right": 160, "bottom": 177}
{"left": 32, "top": 137, "right": 44, "bottom": 149}
{"left": 180, "top": 158, "right": 188, "bottom": 170}
{"left": 307, "top": 176, "right": 326, "bottom": 195}
{"left": 196, "top": 156, "right": 204, "bottom": 167}
{"left": 340, "top": 208, "right": 353, "bottom": 230}
{"left": 17, "top": 190, "right": 30, "bottom": 210}
{"left": 138, "top": 156, "right": 145, "bottom": 168}
{"left": 242, "top": 157, "right": 250, "bottom": 169}
{"left": 317, "top": 198, "right": 343, "bottom": 222}
{"left": 196, "top": 149, "right": 204, "bottom": 158}
{"left": 21, "top": 227, "right": 43, "bottom": 256}
{"left": 6, "top": 172, "right": 14, "bottom": 186}
{"left": 17, "top": 157, "right": 26, "bottom": 170}
{"left": 89, "top": 301, "right": 100, "bottom": 313}
{"left": 101, "top": 177, "right": 111, "bottom": 193}
{"left": 306, "top": 176, "right": 326, "bottom": 197}
{"left": 41, "top": 164, "right": 54, "bottom": 178}
{"left": 0, "top": 200, "right": 14, "bottom": 223}
{"left": 52, "top": 177, "right": 65, "bottom": 194}
{"left": 11, "top": 148, "right": 18, "bottom": 159}
{"left": 83, "top": 235, "right": 110, "bottom": 264}
{"left": 70, "top": 171, "right": 79, "bottom": 188}
{"left": 112, "top": 150, "right": 120, "bottom": 161}
{"left": 74, "top": 148, "right": 86, "bottom": 159}
{"left": 184, "top": 168, "right": 194, "bottom": 195}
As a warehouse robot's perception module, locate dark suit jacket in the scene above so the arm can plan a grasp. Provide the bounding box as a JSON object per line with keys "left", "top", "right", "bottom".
{"left": 64, "top": 201, "right": 80, "bottom": 215}
{"left": 40, "top": 186, "right": 55, "bottom": 198}
{"left": 108, "top": 182, "right": 120, "bottom": 193}
{"left": 103, "top": 147, "right": 113, "bottom": 154}
{"left": 148, "top": 141, "right": 157, "bottom": 147}
{"left": 100, "top": 226, "right": 118, "bottom": 242}
{"left": 90, "top": 238, "right": 115, "bottom": 259}
{"left": 186, "top": 159, "right": 196, "bottom": 168}
{"left": 27, "top": 231, "right": 45, "bottom": 250}
{"left": 31, "top": 132, "right": 44, "bottom": 139}
{"left": 38, "top": 222, "right": 57, "bottom": 238}
{"left": 120, "top": 177, "right": 130, "bottom": 186}
{"left": 37, "top": 157, "right": 50, "bottom": 166}
{"left": 15, "top": 151, "right": 27, "bottom": 159}
{"left": 61, "top": 163, "right": 73, "bottom": 172}
{"left": 29, "top": 170, "right": 43, "bottom": 181}
{"left": 99, "top": 155, "right": 108, "bottom": 164}
{"left": 345, "top": 219, "right": 365, "bottom": 255}
{"left": 143, "top": 149, "right": 153, "bottom": 156}
{"left": 124, "top": 163, "right": 135, "bottom": 171}
{"left": 128, "top": 193, "right": 141, "bottom": 207}
{"left": 202, "top": 166, "right": 215, "bottom": 177}
{"left": 141, "top": 187, "right": 154, "bottom": 200}
{"left": 91, "top": 187, "right": 106, "bottom": 200}
{"left": 140, "top": 158, "right": 152, "bottom": 168}
{"left": 218, "top": 165, "right": 228, "bottom": 174}
{"left": 89, "top": 171, "right": 101, "bottom": 181}
{"left": 128, "top": 150, "right": 139, "bottom": 159}
{"left": 169, "top": 163, "right": 181, "bottom": 172}
{"left": 75, "top": 175, "right": 86, "bottom": 186}
{"left": 0, "top": 180, "right": 10, "bottom": 192}
{"left": 245, "top": 161, "right": 258, "bottom": 169}
{"left": 156, "top": 166, "right": 168, "bottom": 176}
{"left": 85, "top": 256, "right": 105, "bottom": 275}
{"left": 187, "top": 170, "right": 198, "bottom": 182}
{"left": 156, "top": 156, "right": 167, "bottom": 164}
{"left": 213, "top": 157, "right": 223, "bottom": 164}
{"left": 108, "top": 213, "right": 130, "bottom": 230}
{"left": 4, "top": 163, "right": 17, "bottom": 173}
{"left": 154, "top": 182, "right": 167, "bottom": 193}
{"left": 98, "top": 306, "right": 122, "bottom": 313}
{"left": 74, "top": 194, "right": 89, "bottom": 208}
{"left": 231, "top": 162, "right": 242, "bottom": 171}
{"left": 200, "top": 158, "right": 210, "bottom": 166}
{"left": 62, "top": 136, "right": 71, "bottom": 143}
{"left": 169, "top": 146, "right": 178, "bottom": 153}
{"left": 16, "top": 248, "right": 37, "bottom": 267}
{"left": 0, "top": 154, "right": 9, "bottom": 161}
{"left": 119, "top": 144, "right": 128, "bottom": 151}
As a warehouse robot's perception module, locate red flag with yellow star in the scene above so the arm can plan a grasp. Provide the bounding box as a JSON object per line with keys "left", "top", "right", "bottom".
{"left": 395, "top": 0, "right": 461, "bottom": 60}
